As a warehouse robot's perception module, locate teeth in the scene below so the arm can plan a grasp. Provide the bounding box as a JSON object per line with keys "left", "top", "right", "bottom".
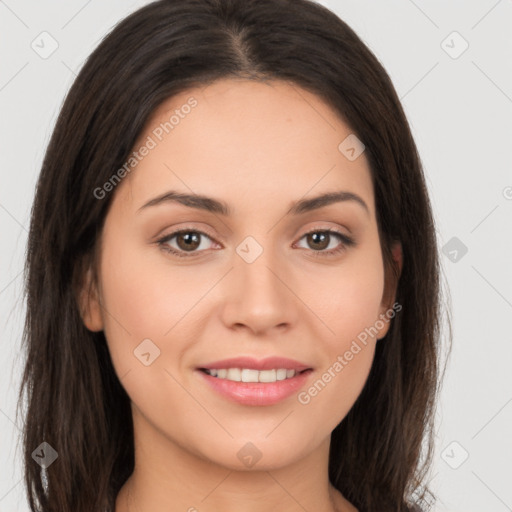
{"left": 276, "top": 369, "right": 287, "bottom": 380}
{"left": 226, "top": 368, "right": 241, "bottom": 381}
{"left": 241, "top": 369, "right": 259, "bottom": 382}
{"left": 257, "top": 369, "right": 275, "bottom": 383}
{"left": 205, "top": 368, "right": 299, "bottom": 383}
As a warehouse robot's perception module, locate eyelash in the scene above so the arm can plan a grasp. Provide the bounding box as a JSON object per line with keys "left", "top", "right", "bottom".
{"left": 156, "top": 226, "right": 356, "bottom": 259}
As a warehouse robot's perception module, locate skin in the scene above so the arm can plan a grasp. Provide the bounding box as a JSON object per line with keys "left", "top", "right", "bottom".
{"left": 80, "top": 78, "right": 402, "bottom": 512}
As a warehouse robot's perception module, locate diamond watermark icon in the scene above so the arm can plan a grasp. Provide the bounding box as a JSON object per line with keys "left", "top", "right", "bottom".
{"left": 442, "top": 236, "right": 468, "bottom": 263}
{"left": 236, "top": 236, "right": 264, "bottom": 264}
{"left": 31, "top": 31, "right": 59, "bottom": 59}
{"left": 441, "top": 441, "right": 469, "bottom": 469}
{"left": 441, "top": 31, "right": 469, "bottom": 60}
{"left": 31, "top": 442, "right": 58, "bottom": 468}
{"left": 134, "top": 338, "right": 161, "bottom": 366}
{"left": 237, "top": 442, "right": 263, "bottom": 468}
{"left": 338, "top": 134, "right": 365, "bottom": 161}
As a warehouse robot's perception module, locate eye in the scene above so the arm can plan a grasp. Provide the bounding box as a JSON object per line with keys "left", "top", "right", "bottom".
{"left": 294, "top": 228, "right": 355, "bottom": 258}
{"left": 156, "top": 229, "right": 217, "bottom": 258}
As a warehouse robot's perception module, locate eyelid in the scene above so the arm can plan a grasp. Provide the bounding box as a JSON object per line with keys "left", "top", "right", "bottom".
{"left": 153, "top": 224, "right": 219, "bottom": 244}
{"left": 298, "top": 224, "right": 352, "bottom": 240}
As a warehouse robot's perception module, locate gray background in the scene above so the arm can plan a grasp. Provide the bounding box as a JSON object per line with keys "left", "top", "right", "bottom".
{"left": 1, "top": 1, "right": 511, "bottom": 511}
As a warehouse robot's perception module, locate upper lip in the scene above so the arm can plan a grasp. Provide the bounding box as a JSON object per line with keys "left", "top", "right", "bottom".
{"left": 197, "top": 356, "right": 313, "bottom": 372}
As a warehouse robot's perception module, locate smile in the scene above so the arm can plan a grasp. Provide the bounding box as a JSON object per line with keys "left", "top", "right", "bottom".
{"left": 201, "top": 368, "right": 307, "bottom": 382}
{"left": 196, "top": 368, "right": 314, "bottom": 406}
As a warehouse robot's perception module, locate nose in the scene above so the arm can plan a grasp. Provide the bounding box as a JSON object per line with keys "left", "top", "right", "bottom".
{"left": 220, "top": 248, "right": 298, "bottom": 336}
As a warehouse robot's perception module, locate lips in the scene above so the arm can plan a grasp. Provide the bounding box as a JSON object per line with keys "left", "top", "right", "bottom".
{"left": 197, "top": 356, "right": 313, "bottom": 372}
{"left": 195, "top": 356, "right": 314, "bottom": 406}
{"left": 196, "top": 367, "right": 313, "bottom": 406}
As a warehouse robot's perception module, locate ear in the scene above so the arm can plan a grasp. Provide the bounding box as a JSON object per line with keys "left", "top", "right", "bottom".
{"left": 376, "top": 241, "right": 403, "bottom": 340}
{"left": 77, "top": 265, "right": 104, "bottom": 332}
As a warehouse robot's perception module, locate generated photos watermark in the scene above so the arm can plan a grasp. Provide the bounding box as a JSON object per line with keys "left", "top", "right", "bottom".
{"left": 93, "top": 96, "right": 198, "bottom": 200}
{"left": 297, "top": 301, "right": 402, "bottom": 405}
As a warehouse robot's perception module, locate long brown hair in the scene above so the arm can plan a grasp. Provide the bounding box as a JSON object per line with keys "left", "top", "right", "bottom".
{"left": 17, "top": 0, "right": 450, "bottom": 510}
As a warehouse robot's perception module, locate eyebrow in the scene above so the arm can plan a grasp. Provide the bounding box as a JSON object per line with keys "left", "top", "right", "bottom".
{"left": 137, "top": 190, "right": 369, "bottom": 216}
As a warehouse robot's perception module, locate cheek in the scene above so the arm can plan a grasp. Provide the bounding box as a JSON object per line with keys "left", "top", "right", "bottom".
{"left": 97, "top": 242, "right": 203, "bottom": 412}
{"left": 298, "top": 341, "right": 376, "bottom": 436}
{"left": 97, "top": 236, "right": 180, "bottom": 368}
{"left": 295, "top": 245, "right": 384, "bottom": 421}
{"left": 100, "top": 232, "right": 207, "bottom": 330}
{"left": 308, "top": 244, "right": 385, "bottom": 345}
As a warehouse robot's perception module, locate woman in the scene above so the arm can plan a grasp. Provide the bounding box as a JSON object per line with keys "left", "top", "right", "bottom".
{"left": 17, "top": 0, "right": 449, "bottom": 511}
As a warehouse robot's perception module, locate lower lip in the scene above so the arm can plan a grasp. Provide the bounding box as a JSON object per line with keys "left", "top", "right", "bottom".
{"left": 196, "top": 369, "right": 313, "bottom": 406}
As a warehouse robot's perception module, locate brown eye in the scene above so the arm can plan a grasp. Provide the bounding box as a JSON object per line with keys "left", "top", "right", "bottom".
{"left": 295, "top": 229, "right": 355, "bottom": 258}
{"left": 175, "top": 232, "right": 201, "bottom": 251}
{"left": 305, "top": 232, "right": 331, "bottom": 251}
{"left": 157, "top": 229, "right": 216, "bottom": 257}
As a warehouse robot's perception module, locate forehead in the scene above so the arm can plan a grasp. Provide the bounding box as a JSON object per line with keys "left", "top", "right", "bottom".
{"left": 115, "top": 78, "right": 374, "bottom": 217}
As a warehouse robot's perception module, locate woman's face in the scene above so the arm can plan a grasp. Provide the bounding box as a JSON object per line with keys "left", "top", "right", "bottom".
{"left": 81, "top": 78, "right": 400, "bottom": 471}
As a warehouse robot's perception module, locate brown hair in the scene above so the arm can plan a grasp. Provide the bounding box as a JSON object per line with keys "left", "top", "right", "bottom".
{"left": 17, "top": 0, "right": 450, "bottom": 510}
